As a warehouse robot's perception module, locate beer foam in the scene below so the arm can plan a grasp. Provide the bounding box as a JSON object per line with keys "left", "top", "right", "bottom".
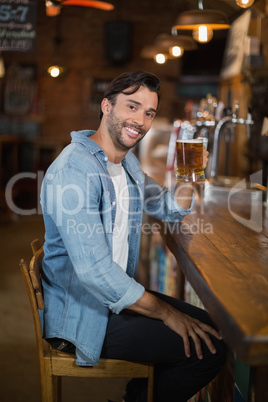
{"left": 176, "top": 139, "right": 203, "bottom": 143}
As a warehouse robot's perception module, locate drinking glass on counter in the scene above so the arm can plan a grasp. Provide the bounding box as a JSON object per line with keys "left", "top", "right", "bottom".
{"left": 176, "top": 138, "right": 205, "bottom": 182}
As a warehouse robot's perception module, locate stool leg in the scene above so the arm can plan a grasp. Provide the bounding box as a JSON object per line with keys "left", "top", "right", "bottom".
{"left": 41, "top": 358, "right": 61, "bottom": 402}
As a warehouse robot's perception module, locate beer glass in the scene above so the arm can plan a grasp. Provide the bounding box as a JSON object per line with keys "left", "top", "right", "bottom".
{"left": 176, "top": 138, "right": 205, "bottom": 182}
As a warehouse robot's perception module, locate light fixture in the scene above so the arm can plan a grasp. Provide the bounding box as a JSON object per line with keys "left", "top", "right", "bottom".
{"left": 154, "top": 53, "right": 167, "bottom": 64}
{"left": 141, "top": 33, "right": 197, "bottom": 64}
{"left": 45, "top": 0, "right": 114, "bottom": 16}
{"left": 154, "top": 34, "right": 197, "bottom": 57}
{"left": 47, "top": 20, "right": 66, "bottom": 78}
{"left": 235, "top": 0, "right": 255, "bottom": 8}
{"left": 47, "top": 65, "right": 65, "bottom": 77}
{"left": 172, "top": 0, "right": 230, "bottom": 44}
{"left": 192, "top": 25, "right": 213, "bottom": 43}
{"left": 170, "top": 46, "right": 184, "bottom": 57}
{"left": 46, "top": 0, "right": 61, "bottom": 16}
{"left": 141, "top": 45, "right": 169, "bottom": 64}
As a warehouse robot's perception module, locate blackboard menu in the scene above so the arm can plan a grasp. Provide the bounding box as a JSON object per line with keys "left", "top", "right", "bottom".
{"left": 0, "top": 0, "right": 37, "bottom": 52}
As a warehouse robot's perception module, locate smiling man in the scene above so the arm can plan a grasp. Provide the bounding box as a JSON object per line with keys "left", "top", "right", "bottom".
{"left": 40, "top": 71, "right": 226, "bottom": 402}
{"left": 93, "top": 76, "right": 158, "bottom": 159}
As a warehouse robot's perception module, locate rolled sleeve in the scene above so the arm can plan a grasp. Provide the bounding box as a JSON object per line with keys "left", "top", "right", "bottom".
{"left": 144, "top": 176, "right": 194, "bottom": 222}
{"left": 110, "top": 279, "right": 145, "bottom": 314}
{"left": 168, "top": 185, "right": 195, "bottom": 218}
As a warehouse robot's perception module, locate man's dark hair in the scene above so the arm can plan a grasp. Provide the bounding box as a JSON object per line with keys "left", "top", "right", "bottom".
{"left": 99, "top": 71, "right": 161, "bottom": 120}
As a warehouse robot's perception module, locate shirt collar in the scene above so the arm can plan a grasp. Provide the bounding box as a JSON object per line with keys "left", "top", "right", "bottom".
{"left": 70, "top": 130, "right": 142, "bottom": 180}
{"left": 70, "top": 130, "right": 103, "bottom": 155}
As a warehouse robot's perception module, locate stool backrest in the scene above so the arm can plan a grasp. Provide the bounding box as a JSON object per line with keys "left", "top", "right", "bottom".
{"left": 19, "top": 239, "right": 46, "bottom": 364}
{"left": 29, "top": 239, "right": 44, "bottom": 310}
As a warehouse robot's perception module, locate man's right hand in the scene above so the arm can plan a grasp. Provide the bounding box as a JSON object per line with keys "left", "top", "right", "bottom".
{"left": 127, "top": 290, "right": 222, "bottom": 360}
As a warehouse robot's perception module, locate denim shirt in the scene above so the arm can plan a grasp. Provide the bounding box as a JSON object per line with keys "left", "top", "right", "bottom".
{"left": 40, "top": 130, "right": 192, "bottom": 366}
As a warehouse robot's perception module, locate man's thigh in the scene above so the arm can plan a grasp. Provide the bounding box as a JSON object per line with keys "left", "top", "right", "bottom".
{"left": 101, "top": 291, "right": 216, "bottom": 365}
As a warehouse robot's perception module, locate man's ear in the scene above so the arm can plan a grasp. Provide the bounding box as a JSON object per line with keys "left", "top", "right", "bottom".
{"left": 101, "top": 98, "right": 111, "bottom": 116}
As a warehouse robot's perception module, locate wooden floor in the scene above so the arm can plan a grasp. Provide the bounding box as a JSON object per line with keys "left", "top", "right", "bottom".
{"left": 0, "top": 214, "right": 128, "bottom": 402}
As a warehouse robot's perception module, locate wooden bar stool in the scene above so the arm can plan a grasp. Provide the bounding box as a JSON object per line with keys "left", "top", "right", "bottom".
{"left": 19, "top": 239, "right": 154, "bottom": 402}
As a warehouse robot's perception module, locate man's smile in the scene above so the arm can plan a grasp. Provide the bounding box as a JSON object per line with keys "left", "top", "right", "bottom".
{"left": 123, "top": 123, "right": 145, "bottom": 138}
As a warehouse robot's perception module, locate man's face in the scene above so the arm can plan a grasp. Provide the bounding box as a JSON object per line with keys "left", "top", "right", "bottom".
{"left": 105, "top": 86, "right": 158, "bottom": 152}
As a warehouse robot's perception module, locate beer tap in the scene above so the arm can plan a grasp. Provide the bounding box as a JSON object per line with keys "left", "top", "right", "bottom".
{"left": 231, "top": 103, "right": 254, "bottom": 135}
{"left": 210, "top": 102, "right": 254, "bottom": 180}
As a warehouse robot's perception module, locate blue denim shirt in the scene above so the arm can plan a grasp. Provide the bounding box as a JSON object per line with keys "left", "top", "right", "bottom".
{"left": 40, "top": 130, "right": 192, "bottom": 366}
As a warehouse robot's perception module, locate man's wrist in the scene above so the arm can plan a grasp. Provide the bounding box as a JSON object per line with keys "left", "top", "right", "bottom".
{"left": 174, "top": 182, "right": 194, "bottom": 209}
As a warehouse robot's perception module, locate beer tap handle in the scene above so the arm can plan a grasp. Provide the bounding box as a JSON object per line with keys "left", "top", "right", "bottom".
{"left": 245, "top": 107, "right": 254, "bottom": 138}
{"left": 232, "top": 101, "right": 239, "bottom": 123}
{"left": 246, "top": 107, "right": 254, "bottom": 125}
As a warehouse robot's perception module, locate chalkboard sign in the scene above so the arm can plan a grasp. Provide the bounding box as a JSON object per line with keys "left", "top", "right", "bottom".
{"left": 220, "top": 10, "right": 251, "bottom": 79}
{"left": 0, "top": 0, "right": 37, "bottom": 52}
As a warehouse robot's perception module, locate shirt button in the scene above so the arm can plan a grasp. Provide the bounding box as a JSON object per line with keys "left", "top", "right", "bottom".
{"left": 104, "top": 156, "right": 108, "bottom": 161}
{"left": 112, "top": 201, "right": 116, "bottom": 206}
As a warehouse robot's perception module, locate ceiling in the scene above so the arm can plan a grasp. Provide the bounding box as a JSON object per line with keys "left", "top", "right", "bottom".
{"left": 166, "top": 0, "right": 268, "bottom": 23}
{"left": 171, "top": 0, "right": 266, "bottom": 23}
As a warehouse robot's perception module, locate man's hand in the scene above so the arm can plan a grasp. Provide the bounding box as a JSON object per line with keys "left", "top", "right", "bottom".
{"left": 127, "top": 291, "right": 222, "bottom": 360}
{"left": 203, "top": 146, "right": 209, "bottom": 169}
{"left": 163, "top": 303, "right": 222, "bottom": 360}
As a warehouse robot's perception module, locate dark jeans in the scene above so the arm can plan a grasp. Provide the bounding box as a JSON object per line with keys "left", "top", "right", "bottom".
{"left": 47, "top": 291, "right": 226, "bottom": 402}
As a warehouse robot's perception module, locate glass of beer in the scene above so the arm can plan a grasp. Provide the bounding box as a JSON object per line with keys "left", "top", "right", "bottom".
{"left": 176, "top": 138, "right": 205, "bottom": 182}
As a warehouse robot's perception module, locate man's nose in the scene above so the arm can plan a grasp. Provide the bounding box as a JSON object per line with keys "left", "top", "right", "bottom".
{"left": 132, "top": 111, "right": 145, "bottom": 126}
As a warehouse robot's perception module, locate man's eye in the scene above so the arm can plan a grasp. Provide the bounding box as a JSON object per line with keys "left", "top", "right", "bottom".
{"left": 129, "top": 105, "right": 136, "bottom": 111}
{"left": 146, "top": 112, "right": 155, "bottom": 119}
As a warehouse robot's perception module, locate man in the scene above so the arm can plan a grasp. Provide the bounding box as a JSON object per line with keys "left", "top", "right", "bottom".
{"left": 40, "top": 71, "right": 226, "bottom": 402}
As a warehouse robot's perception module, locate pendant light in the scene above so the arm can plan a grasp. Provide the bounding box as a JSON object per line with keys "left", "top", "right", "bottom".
{"left": 172, "top": 0, "right": 230, "bottom": 44}
{"left": 141, "top": 33, "right": 197, "bottom": 64}
{"left": 47, "top": 65, "right": 65, "bottom": 77}
{"left": 154, "top": 34, "right": 197, "bottom": 58}
{"left": 47, "top": 34, "right": 66, "bottom": 77}
{"left": 155, "top": 53, "right": 167, "bottom": 64}
{"left": 45, "top": 0, "right": 114, "bottom": 16}
{"left": 236, "top": 0, "right": 255, "bottom": 8}
{"left": 47, "top": 16, "right": 66, "bottom": 78}
{"left": 141, "top": 45, "right": 170, "bottom": 64}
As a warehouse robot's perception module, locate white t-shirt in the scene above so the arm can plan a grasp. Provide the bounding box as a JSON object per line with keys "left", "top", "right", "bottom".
{"left": 106, "top": 161, "right": 129, "bottom": 272}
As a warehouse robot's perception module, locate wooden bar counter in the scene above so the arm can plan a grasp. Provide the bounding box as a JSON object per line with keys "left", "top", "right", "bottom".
{"left": 160, "top": 183, "right": 268, "bottom": 401}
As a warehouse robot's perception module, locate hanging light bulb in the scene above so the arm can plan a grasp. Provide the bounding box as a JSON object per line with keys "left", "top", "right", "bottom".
{"left": 235, "top": 0, "right": 255, "bottom": 8}
{"left": 45, "top": 0, "right": 61, "bottom": 16}
{"left": 192, "top": 25, "right": 213, "bottom": 43}
{"left": 47, "top": 65, "right": 64, "bottom": 77}
{"left": 172, "top": 0, "right": 229, "bottom": 45}
{"left": 154, "top": 53, "right": 167, "bottom": 64}
{"left": 141, "top": 34, "right": 196, "bottom": 64}
{"left": 169, "top": 46, "right": 184, "bottom": 57}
